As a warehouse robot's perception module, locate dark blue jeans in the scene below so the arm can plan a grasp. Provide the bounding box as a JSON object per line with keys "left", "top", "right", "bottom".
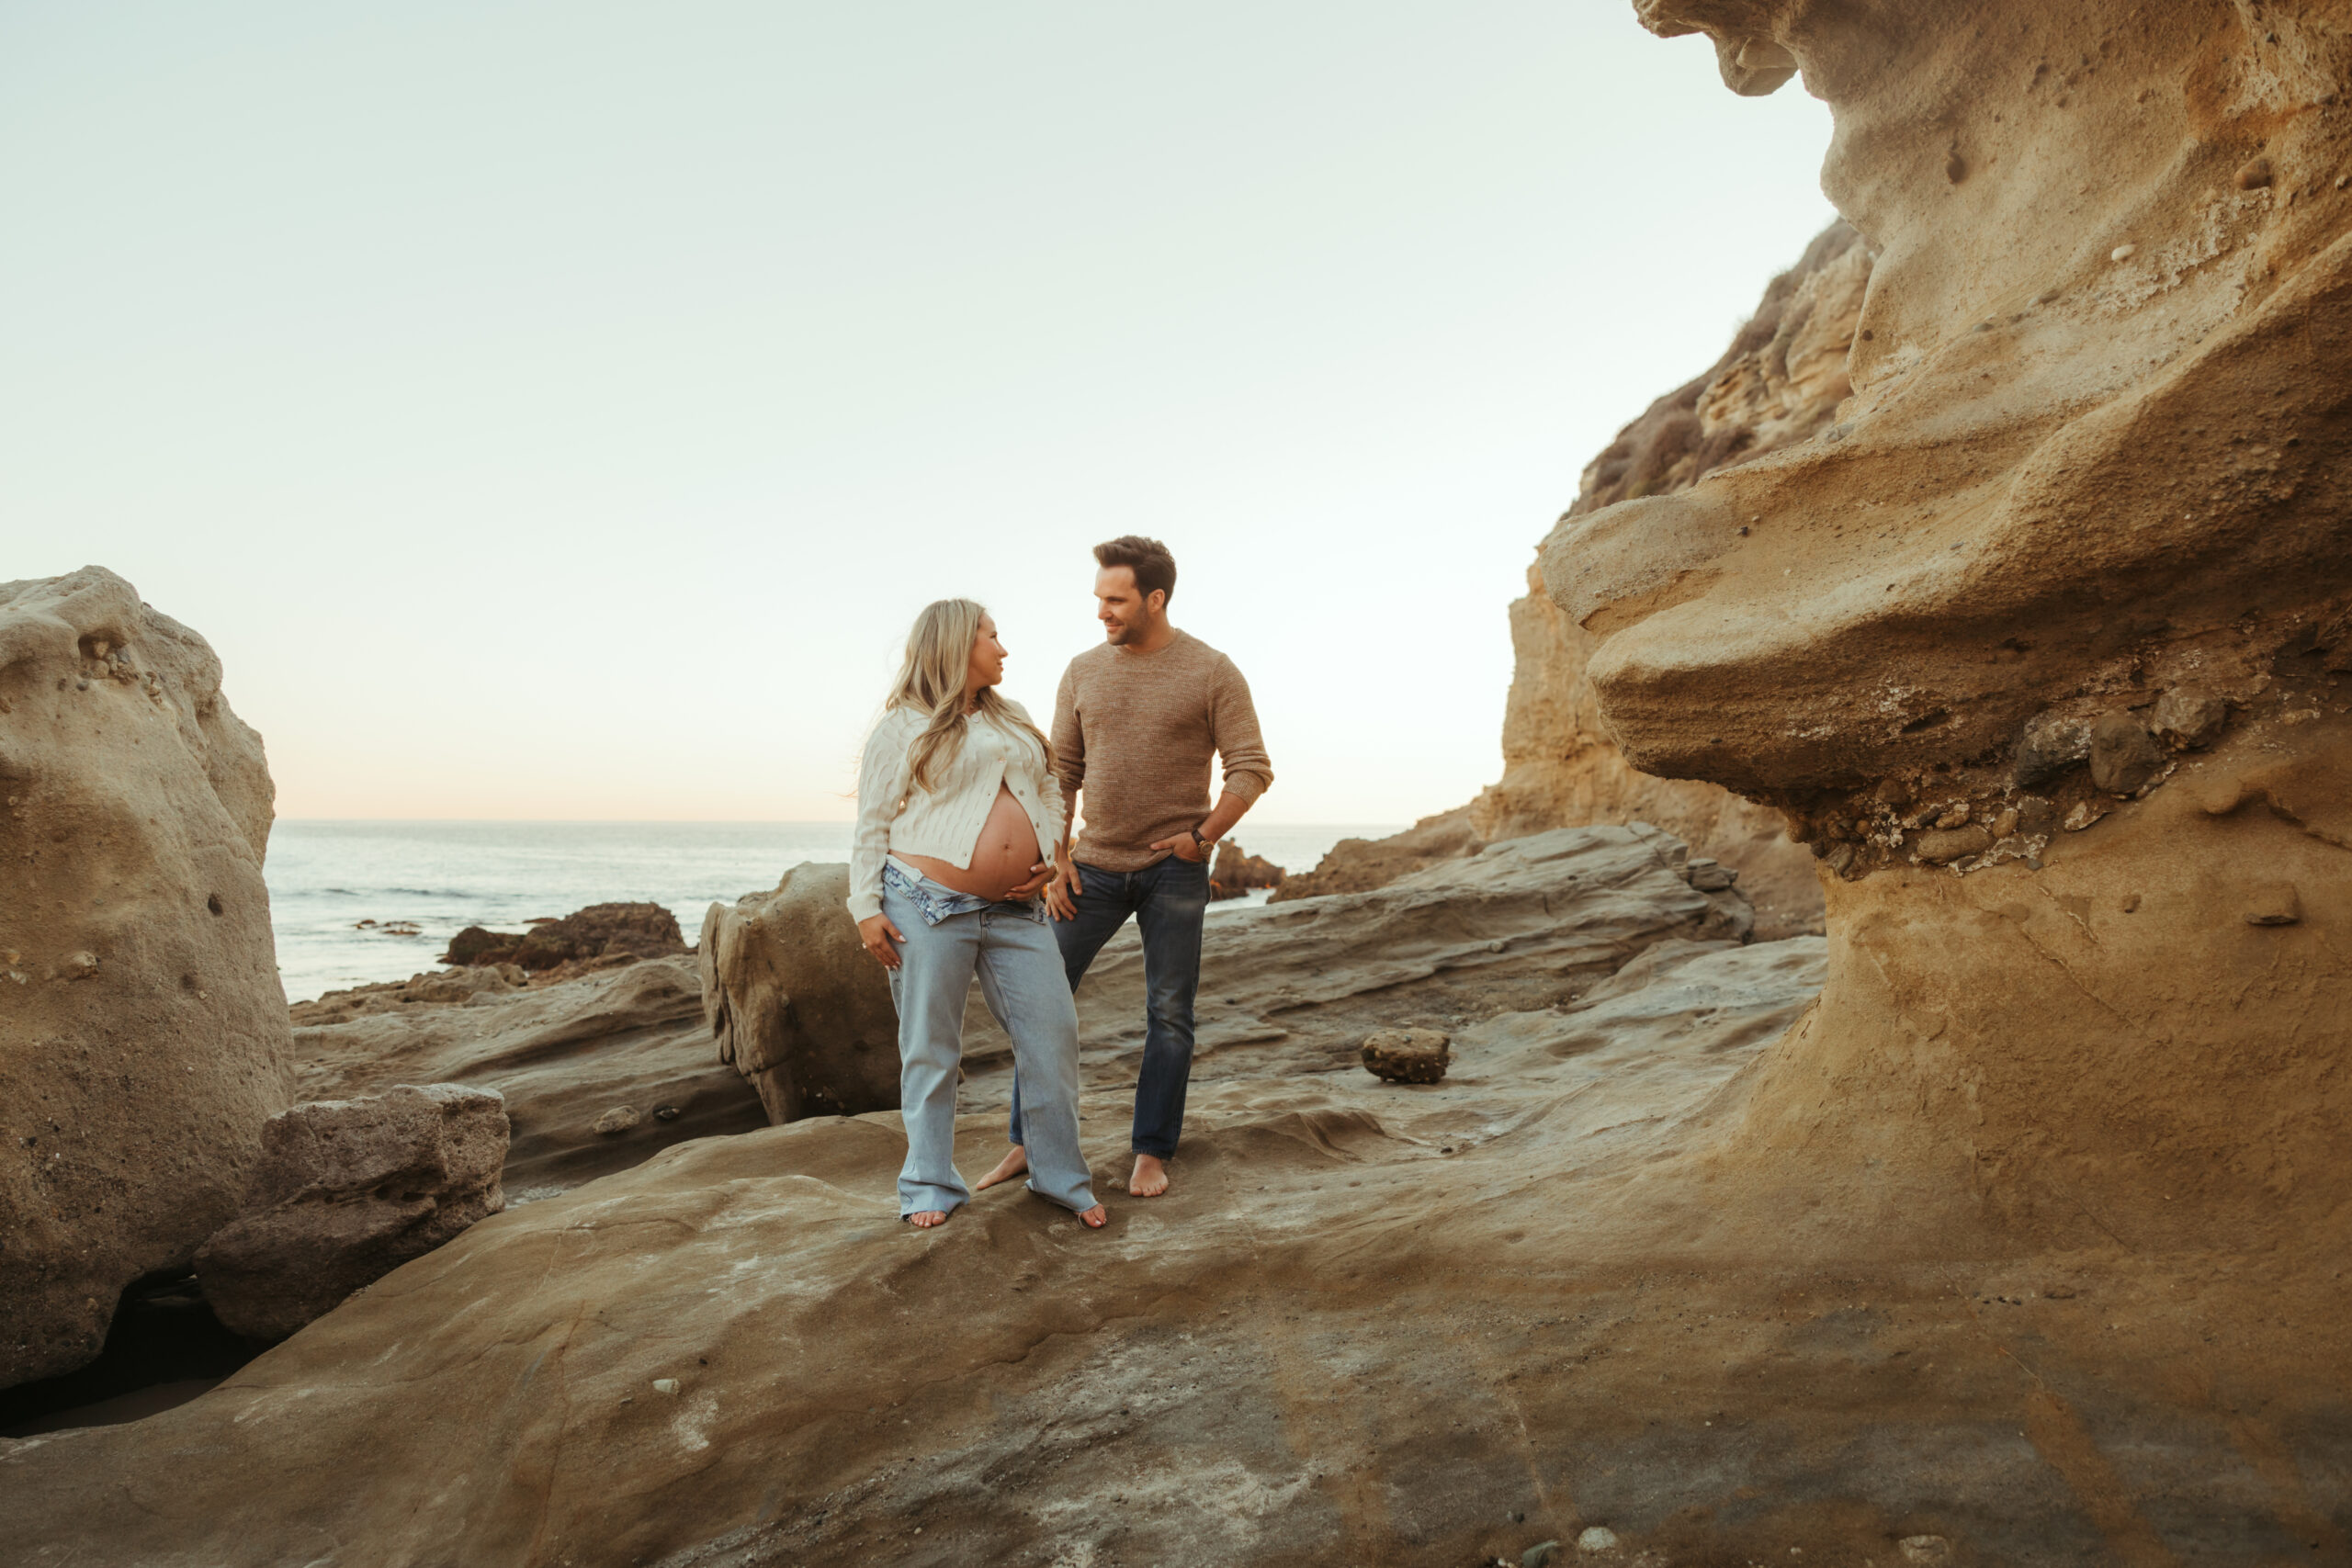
{"left": 1008, "top": 854, "right": 1209, "bottom": 1159}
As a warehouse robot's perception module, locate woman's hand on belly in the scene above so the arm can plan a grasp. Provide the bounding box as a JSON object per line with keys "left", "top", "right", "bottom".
{"left": 901, "top": 785, "right": 1045, "bottom": 900}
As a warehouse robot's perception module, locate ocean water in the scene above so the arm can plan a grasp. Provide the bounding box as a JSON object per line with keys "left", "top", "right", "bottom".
{"left": 264, "top": 820, "right": 1402, "bottom": 1003}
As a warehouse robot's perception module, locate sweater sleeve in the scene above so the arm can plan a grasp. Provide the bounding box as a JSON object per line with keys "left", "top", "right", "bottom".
{"left": 1208, "top": 656, "right": 1273, "bottom": 802}
{"left": 1004, "top": 699, "right": 1068, "bottom": 852}
{"left": 846, "top": 710, "right": 912, "bottom": 923}
{"left": 1050, "top": 660, "right": 1085, "bottom": 818}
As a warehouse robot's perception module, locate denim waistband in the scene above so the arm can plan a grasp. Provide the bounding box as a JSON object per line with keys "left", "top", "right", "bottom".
{"left": 883, "top": 859, "right": 1046, "bottom": 927}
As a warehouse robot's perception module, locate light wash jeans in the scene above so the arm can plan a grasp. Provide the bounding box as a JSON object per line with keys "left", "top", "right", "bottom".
{"left": 883, "top": 863, "right": 1097, "bottom": 1219}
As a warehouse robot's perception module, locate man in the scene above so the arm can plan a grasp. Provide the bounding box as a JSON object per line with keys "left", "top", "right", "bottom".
{"left": 976, "top": 535, "right": 1273, "bottom": 1200}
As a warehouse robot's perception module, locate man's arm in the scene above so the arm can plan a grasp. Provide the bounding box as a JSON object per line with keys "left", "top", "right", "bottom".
{"left": 1046, "top": 661, "right": 1087, "bottom": 917}
{"left": 1152, "top": 657, "right": 1272, "bottom": 863}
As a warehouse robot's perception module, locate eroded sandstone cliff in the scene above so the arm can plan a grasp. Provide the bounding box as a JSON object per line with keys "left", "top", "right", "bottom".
{"left": 1548, "top": 0, "right": 2352, "bottom": 1258}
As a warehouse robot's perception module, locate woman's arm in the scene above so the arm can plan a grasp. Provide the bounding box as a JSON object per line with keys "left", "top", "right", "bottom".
{"left": 846, "top": 711, "right": 911, "bottom": 926}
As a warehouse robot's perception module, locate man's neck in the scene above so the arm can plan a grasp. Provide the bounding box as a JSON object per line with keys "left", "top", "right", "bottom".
{"left": 1118, "top": 620, "right": 1178, "bottom": 655}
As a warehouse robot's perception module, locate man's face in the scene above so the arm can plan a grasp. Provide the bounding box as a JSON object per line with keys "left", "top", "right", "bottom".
{"left": 1093, "top": 565, "right": 1163, "bottom": 646}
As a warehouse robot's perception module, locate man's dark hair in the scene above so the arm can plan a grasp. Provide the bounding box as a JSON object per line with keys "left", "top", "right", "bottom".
{"left": 1093, "top": 536, "right": 1177, "bottom": 604}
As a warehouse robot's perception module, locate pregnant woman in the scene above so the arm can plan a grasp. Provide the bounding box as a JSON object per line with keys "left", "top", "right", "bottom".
{"left": 847, "top": 599, "right": 1106, "bottom": 1230}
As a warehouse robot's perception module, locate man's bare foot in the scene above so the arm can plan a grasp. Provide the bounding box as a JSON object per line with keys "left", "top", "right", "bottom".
{"left": 1079, "top": 1203, "right": 1108, "bottom": 1229}
{"left": 1128, "top": 1155, "right": 1170, "bottom": 1197}
{"left": 905, "top": 1209, "right": 951, "bottom": 1229}
{"left": 974, "top": 1145, "right": 1029, "bottom": 1191}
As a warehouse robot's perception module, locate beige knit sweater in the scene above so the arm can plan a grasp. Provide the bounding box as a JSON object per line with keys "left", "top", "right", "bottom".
{"left": 1051, "top": 630, "right": 1273, "bottom": 871}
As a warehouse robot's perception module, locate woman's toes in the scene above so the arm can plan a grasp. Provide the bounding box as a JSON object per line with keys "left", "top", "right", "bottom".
{"left": 1080, "top": 1204, "right": 1107, "bottom": 1229}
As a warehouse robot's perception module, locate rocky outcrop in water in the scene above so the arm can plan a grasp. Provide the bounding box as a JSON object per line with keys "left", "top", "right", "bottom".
{"left": 444, "top": 901, "right": 686, "bottom": 972}
{"left": 193, "top": 1084, "right": 508, "bottom": 1341}
{"left": 1205, "top": 840, "right": 1284, "bottom": 900}
{"left": 700, "top": 864, "right": 902, "bottom": 1125}
{"left": 0, "top": 568, "right": 293, "bottom": 1391}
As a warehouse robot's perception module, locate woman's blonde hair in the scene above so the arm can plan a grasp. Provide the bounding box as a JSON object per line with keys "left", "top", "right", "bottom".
{"left": 888, "top": 598, "right": 1050, "bottom": 793}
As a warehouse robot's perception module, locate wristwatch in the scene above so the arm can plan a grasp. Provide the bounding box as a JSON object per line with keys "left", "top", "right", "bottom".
{"left": 1189, "top": 825, "right": 1213, "bottom": 852}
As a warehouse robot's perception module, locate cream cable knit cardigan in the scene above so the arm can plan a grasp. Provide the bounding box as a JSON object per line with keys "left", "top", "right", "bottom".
{"left": 845, "top": 700, "right": 1068, "bottom": 923}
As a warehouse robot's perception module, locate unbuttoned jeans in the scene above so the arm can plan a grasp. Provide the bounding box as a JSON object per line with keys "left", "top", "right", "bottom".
{"left": 883, "top": 865, "right": 1097, "bottom": 1219}
{"left": 1010, "top": 853, "right": 1209, "bottom": 1160}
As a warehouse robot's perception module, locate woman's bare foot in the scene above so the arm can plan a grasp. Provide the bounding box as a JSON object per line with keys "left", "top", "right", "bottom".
{"left": 974, "top": 1145, "right": 1029, "bottom": 1191}
{"left": 905, "top": 1209, "right": 951, "bottom": 1228}
{"left": 1079, "top": 1203, "right": 1108, "bottom": 1229}
{"left": 1128, "top": 1155, "right": 1170, "bottom": 1197}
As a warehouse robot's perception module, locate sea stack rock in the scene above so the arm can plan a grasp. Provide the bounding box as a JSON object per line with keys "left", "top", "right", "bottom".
{"left": 1551, "top": 1, "right": 2352, "bottom": 1260}
{"left": 0, "top": 567, "right": 295, "bottom": 1389}
{"left": 195, "top": 1083, "right": 509, "bottom": 1341}
{"left": 699, "top": 863, "right": 900, "bottom": 1123}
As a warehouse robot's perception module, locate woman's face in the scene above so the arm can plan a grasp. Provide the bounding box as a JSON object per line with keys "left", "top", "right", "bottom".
{"left": 967, "top": 615, "right": 1007, "bottom": 691}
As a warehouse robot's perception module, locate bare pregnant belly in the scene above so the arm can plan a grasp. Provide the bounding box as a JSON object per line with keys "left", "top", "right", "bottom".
{"left": 902, "top": 785, "right": 1042, "bottom": 901}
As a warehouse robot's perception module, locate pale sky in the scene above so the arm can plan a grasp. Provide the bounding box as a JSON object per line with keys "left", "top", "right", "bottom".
{"left": 1, "top": 3, "right": 1836, "bottom": 824}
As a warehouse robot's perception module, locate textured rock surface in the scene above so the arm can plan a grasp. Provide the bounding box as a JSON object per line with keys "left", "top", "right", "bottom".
{"left": 0, "top": 831, "right": 1859, "bottom": 1568}
{"left": 0, "top": 568, "right": 293, "bottom": 1390}
{"left": 289, "top": 958, "right": 764, "bottom": 1200}
{"left": 194, "top": 1083, "right": 508, "bottom": 1341}
{"left": 957, "top": 827, "right": 1755, "bottom": 1086}
{"left": 700, "top": 863, "right": 901, "bottom": 1125}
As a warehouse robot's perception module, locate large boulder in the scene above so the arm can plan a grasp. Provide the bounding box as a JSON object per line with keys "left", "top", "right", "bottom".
{"left": 0, "top": 567, "right": 293, "bottom": 1389}
{"left": 289, "top": 956, "right": 765, "bottom": 1201}
{"left": 699, "top": 863, "right": 900, "bottom": 1124}
{"left": 195, "top": 1084, "right": 508, "bottom": 1341}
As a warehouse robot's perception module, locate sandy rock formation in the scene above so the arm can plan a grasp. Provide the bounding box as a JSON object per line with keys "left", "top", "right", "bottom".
{"left": 1205, "top": 840, "right": 1284, "bottom": 900}
{"left": 290, "top": 958, "right": 765, "bottom": 1200}
{"left": 1540, "top": 0, "right": 2352, "bottom": 1258}
{"left": 700, "top": 864, "right": 901, "bottom": 1125}
{"left": 194, "top": 1083, "right": 508, "bottom": 1341}
{"left": 0, "top": 568, "right": 293, "bottom": 1390}
{"left": 445, "top": 901, "right": 686, "bottom": 972}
